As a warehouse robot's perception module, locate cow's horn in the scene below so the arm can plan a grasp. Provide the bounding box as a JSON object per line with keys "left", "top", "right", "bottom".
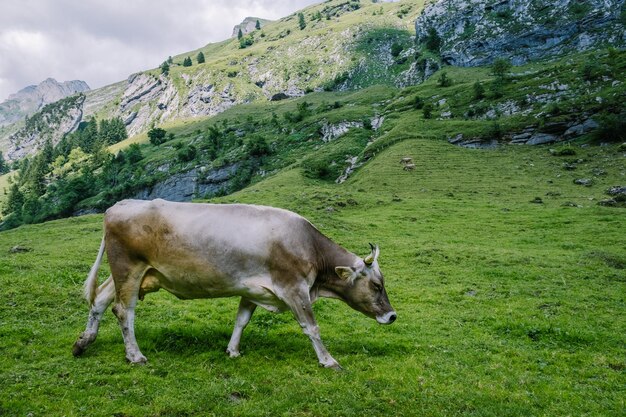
{"left": 364, "top": 243, "right": 376, "bottom": 265}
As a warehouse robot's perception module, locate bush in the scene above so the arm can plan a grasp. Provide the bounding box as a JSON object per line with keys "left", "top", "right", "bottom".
{"left": 413, "top": 96, "right": 425, "bottom": 109}
{"left": 197, "top": 52, "right": 205, "bottom": 64}
{"left": 437, "top": 71, "right": 453, "bottom": 87}
{"left": 247, "top": 136, "right": 270, "bottom": 157}
{"left": 492, "top": 58, "right": 512, "bottom": 78}
{"left": 490, "top": 78, "right": 505, "bottom": 98}
{"left": 391, "top": 42, "right": 403, "bottom": 58}
{"left": 148, "top": 128, "right": 167, "bottom": 145}
{"left": 177, "top": 145, "right": 197, "bottom": 162}
{"left": 423, "top": 103, "right": 434, "bottom": 119}
{"left": 239, "top": 36, "right": 254, "bottom": 49}
{"left": 183, "top": 57, "right": 192, "bottom": 67}
{"left": 473, "top": 81, "right": 485, "bottom": 100}
{"left": 580, "top": 62, "right": 604, "bottom": 82}
{"left": 423, "top": 27, "right": 441, "bottom": 53}
{"left": 592, "top": 113, "right": 626, "bottom": 143}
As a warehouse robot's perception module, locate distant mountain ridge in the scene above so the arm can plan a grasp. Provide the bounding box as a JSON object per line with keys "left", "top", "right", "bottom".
{"left": 0, "top": 78, "right": 90, "bottom": 128}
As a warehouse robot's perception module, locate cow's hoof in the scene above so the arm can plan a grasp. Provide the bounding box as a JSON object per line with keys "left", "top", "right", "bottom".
{"left": 72, "top": 342, "right": 85, "bottom": 357}
{"left": 226, "top": 348, "right": 240, "bottom": 358}
{"left": 322, "top": 361, "right": 343, "bottom": 371}
{"left": 126, "top": 354, "right": 147, "bottom": 365}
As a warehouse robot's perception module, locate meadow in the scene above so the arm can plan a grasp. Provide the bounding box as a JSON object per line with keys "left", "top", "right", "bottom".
{"left": 1, "top": 136, "right": 624, "bottom": 416}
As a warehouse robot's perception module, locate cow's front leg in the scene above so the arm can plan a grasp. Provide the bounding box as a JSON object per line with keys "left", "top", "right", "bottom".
{"left": 226, "top": 298, "right": 257, "bottom": 358}
{"left": 279, "top": 286, "right": 341, "bottom": 370}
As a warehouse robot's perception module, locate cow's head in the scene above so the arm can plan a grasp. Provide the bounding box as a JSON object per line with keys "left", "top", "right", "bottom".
{"left": 335, "top": 244, "right": 397, "bottom": 324}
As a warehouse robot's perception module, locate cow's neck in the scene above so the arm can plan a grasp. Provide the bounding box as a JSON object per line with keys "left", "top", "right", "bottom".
{"left": 313, "top": 232, "right": 360, "bottom": 289}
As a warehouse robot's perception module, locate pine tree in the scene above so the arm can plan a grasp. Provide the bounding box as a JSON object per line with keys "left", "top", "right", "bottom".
{"left": 160, "top": 61, "right": 170, "bottom": 76}
{"left": 255, "top": 20, "right": 261, "bottom": 30}
{"left": 0, "top": 151, "right": 8, "bottom": 174}
{"left": 298, "top": 12, "right": 306, "bottom": 30}
{"left": 197, "top": 51, "right": 205, "bottom": 64}
{"left": 183, "top": 57, "right": 192, "bottom": 67}
{"left": 237, "top": 28, "right": 243, "bottom": 40}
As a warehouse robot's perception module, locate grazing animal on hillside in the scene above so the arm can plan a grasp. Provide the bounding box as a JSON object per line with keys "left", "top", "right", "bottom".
{"left": 73, "top": 199, "right": 396, "bottom": 369}
{"left": 403, "top": 163, "right": 416, "bottom": 171}
{"left": 400, "top": 157, "right": 413, "bottom": 164}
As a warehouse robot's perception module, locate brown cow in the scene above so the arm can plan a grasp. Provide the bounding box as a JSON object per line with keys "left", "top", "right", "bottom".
{"left": 73, "top": 199, "right": 396, "bottom": 369}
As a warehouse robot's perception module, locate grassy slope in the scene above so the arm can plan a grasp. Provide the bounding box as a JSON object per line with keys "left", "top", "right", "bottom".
{"left": 1, "top": 135, "right": 624, "bottom": 416}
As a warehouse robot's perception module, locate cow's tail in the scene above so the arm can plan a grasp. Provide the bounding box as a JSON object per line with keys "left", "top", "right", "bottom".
{"left": 84, "top": 236, "right": 106, "bottom": 306}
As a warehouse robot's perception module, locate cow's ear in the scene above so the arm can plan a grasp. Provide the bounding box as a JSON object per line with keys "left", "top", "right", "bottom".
{"left": 335, "top": 266, "right": 357, "bottom": 283}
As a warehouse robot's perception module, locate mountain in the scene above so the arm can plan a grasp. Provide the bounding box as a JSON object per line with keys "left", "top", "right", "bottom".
{"left": 0, "top": 78, "right": 90, "bottom": 128}
{"left": 2, "top": 0, "right": 623, "bottom": 157}
{"left": 231, "top": 17, "right": 272, "bottom": 38}
{"left": 0, "top": 0, "right": 624, "bottom": 229}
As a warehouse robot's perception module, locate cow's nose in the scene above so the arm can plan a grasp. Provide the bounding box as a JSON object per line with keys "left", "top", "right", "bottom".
{"left": 388, "top": 312, "right": 397, "bottom": 323}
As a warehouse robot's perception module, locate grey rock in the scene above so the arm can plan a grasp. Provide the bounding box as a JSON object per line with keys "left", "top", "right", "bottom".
{"left": 527, "top": 133, "right": 558, "bottom": 145}
{"left": 231, "top": 17, "right": 271, "bottom": 38}
{"left": 574, "top": 178, "right": 593, "bottom": 186}
{"left": 415, "top": 0, "right": 625, "bottom": 67}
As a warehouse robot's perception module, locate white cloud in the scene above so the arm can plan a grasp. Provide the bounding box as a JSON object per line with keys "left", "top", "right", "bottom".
{"left": 0, "top": 0, "right": 319, "bottom": 100}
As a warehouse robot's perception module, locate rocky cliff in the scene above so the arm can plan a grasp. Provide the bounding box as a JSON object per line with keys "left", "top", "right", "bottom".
{"left": 415, "top": 0, "right": 626, "bottom": 66}
{"left": 6, "top": 94, "right": 85, "bottom": 161}
{"left": 0, "top": 78, "right": 89, "bottom": 128}
{"left": 231, "top": 17, "right": 271, "bottom": 37}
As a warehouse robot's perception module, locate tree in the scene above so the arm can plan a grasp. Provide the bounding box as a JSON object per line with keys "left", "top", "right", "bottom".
{"left": 148, "top": 127, "right": 167, "bottom": 145}
{"left": 424, "top": 27, "right": 441, "bottom": 53}
{"left": 473, "top": 81, "right": 485, "bottom": 100}
{"left": 183, "top": 56, "right": 192, "bottom": 67}
{"left": 0, "top": 152, "right": 8, "bottom": 174}
{"left": 197, "top": 51, "right": 205, "bottom": 64}
{"left": 492, "top": 58, "right": 512, "bottom": 78}
{"left": 237, "top": 28, "right": 243, "bottom": 40}
{"left": 160, "top": 61, "right": 170, "bottom": 76}
{"left": 437, "top": 71, "right": 452, "bottom": 87}
{"left": 423, "top": 103, "right": 434, "bottom": 119}
{"left": 167, "top": 56, "right": 173, "bottom": 64}
{"left": 298, "top": 12, "right": 306, "bottom": 30}
{"left": 255, "top": 19, "right": 261, "bottom": 30}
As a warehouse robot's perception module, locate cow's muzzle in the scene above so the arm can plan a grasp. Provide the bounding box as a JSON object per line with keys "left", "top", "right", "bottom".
{"left": 376, "top": 311, "right": 397, "bottom": 325}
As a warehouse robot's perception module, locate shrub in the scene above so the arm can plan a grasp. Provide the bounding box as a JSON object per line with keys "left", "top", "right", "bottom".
{"left": 413, "top": 96, "right": 424, "bottom": 109}
{"left": 177, "top": 145, "right": 197, "bottom": 162}
{"left": 580, "top": 61, "right": 604, "bottom": 82}
{"left": 423, "top": 27, "right": 441, "bottom": 53}
{"left": 473, "top": 81, "right": 485, "bottom": 100}
{"left": 423, "top": 103, "right": 434, "bottom": 119}
{"left": 391, "top": 42, "right": 403, "bottom": 58}
{"left": 492, "top": 58, "right": 512, "bottom": 78}
{"left": 197, "top": 52, "right": 205, "bottom": 64}
{"left": 148, "top": 127, "right": 167, "bottom": 145}
{"left": 437, "top": 71, "right": 453, "bottom": 87}
{"left": 592, "top": 113, "right": 626, "bottom": 143}
{"left": 490, "top": 78, "right": 505, "bottom": 98}
{"left": 183, "top": 57, "right": 192, "bottom": 67}
{"left": 298, "top": 12, "right": 306, "bottom": 30}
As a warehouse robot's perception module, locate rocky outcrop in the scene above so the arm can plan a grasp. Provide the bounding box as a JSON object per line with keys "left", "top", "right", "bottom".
{"left": 232, "top": 17, "right": 271, "bottom": 38}
{"left": 0, "top": 78, "right": 89, "bottom": 127}
{"left": 134, "top": 163, "right": 241, "bottom": 202}
{"left": 415, "top": 0, "right": 625, "bottom": 67}
{"left": 320, "top": 120, "right": 364, "bottom": 142}
{"left": 6, "top": 94, "right": 85, "bottom": 161}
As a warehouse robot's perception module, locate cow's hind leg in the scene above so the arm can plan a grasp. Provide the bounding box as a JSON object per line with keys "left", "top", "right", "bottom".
{"left": 226, "top": 298, "right": 257, "bottom": 358}
{"left": 73, "top": 276, "right": 115, "bottom": 356}
{"left": 110, "top": 257, "right": 150, "bottom": 364}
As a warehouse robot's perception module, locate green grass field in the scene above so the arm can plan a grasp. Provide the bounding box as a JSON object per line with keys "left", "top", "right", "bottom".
{"left": 1, "top": 137, "right": 624, "bottom": 416}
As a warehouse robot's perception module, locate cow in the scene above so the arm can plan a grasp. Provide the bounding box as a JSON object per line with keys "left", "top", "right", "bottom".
{"left": 400, "top": 157, "right": 413, "bottom": 164}
{"left": 403, "top": 163, "right": 416, "bottom": 171}
{"left": 73, "top": 199, "right": 396, "bottom": 369}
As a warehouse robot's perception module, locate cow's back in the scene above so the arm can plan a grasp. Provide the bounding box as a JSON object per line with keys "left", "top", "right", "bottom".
{"left": 104, "top": 200, "right": 317, "bottom": 285}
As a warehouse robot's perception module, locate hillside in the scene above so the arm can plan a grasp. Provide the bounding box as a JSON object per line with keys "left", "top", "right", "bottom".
{"left": 0, "top": 134, "right": 624, "bottom": 416}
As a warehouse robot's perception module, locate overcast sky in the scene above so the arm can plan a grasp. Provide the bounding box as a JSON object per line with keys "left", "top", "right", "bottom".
{"left": 0, "top": 0, "right": 320, "bottom": 101}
